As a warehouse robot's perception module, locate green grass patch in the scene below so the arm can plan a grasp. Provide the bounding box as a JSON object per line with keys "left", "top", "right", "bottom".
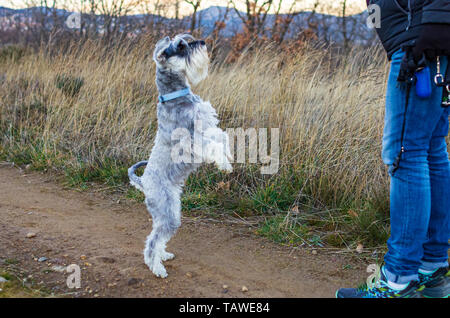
{"left": 257, "top": 215, "right": 311, "bottom": 245}
{"left": 3, "top": 259, "right": 19, "bottom": 265}
{"left": 0, "top": 128, "right": 391, "bottom": 249}
{"left": 55, "top": 74, "right": 84, "bottom": 97}
{"left": 0, "top": 45, "right": 27, "bottom": 63}
{"left": 0, "top": 270, "right": 49, "bottom": 298}
{"left": 126, "top": 187, "right": 145, "bottom": 201}
{"left": 63, "top": 158, "right": 129, "bottom": 189}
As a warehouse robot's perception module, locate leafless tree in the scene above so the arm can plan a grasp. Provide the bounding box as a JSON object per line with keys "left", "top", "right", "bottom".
{"left": 271, "top": 0, "right": 303, "bottom": 44}
{"left": 19, "top": 0, "right": 66, "bottom": 45}
{"left": 137, "top": 0, "right": 183, "bottom": 37}
{"left": 0, "top": 0, "right": 376, "bottom": 54}
{"left": 184, "top": 0, "right": 201, "bottom": 33}
{"left": 230, "top": 0, "right": 274, "bottom": 36}
{"left": 174, "top": 0, "right": 180, "bottom": 20}
{"left": 95, "top": 0, "right": 136, "bottom": 42}
{"left": 340, "top": 0, "right": 348, "bottom": 51}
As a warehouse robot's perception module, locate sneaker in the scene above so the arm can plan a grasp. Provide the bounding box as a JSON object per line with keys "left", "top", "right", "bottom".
{"left": 336, "top": 267, "right": 422, "bottom": 298}
{"left": 418, "top": 267, "right": 450, "bottom": 298}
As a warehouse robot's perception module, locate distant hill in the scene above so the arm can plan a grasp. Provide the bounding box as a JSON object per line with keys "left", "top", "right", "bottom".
{"left": 0, "top": 5, "right": 376, "bottom": 45}
{"left": 188, "top": 6, "right": 374, "bottom": 44}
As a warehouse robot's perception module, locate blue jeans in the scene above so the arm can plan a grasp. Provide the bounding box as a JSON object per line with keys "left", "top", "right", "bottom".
{"left": 382, "top": 50, "right": 450, "bottom": 284}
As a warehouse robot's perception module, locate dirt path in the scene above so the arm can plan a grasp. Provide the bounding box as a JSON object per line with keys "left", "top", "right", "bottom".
{"left": 0, "top": 164, "right": 367, "bottom": 297}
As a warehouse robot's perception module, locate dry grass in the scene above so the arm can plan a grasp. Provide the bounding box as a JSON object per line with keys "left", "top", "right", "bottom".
{"left": 0, "top": 40, "right": 393, "bottom": 248}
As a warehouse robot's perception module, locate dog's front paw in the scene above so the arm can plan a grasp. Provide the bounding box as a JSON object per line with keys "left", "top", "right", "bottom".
{"left": 219, "top": 163, "right": 233, "bottom": 173}
{"left": 152, "top": 263, "right": 168, "bottom": 278}
{"left": 218, "top": 161, "right": 233, "bottom": 173}
{"left": 161, "top": 251, "right": 175, "bottom": 261}
{"left": 146, "top": 259, "right": 168, "bottom": 278}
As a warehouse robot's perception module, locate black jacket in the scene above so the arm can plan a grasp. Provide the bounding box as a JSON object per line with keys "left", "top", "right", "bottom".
{"left": 369, "top": 0, "right": 450, "bottom": 59}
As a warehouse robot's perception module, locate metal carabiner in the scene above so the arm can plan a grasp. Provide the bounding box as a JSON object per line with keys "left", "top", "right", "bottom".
{"left": 435, "top": 56, "right": 445, "bottom": 86}
{"left": 435, "top": 74, "right": 445, "bottom": 86}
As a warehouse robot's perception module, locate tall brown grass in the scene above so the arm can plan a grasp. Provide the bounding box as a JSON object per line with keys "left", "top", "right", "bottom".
{"left": 0, "top": 40, "right": 393, "bottom": 247}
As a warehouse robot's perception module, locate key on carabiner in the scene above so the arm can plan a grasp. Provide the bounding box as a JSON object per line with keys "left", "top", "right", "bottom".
{"left": 442, "top": 85, "right": 450, "bottom": 107}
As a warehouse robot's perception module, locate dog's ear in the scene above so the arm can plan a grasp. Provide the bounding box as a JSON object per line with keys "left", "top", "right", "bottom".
{"left": 175, "top": 33, "right": 195, "bottom": 43}
{"left": 154, "top": 36, "right": 171, "bottom": 64}
{"left": 156, "top": 36, "right": 170, "bottom": 45}
{"left": 155, "top": 50, "right": 167, "bottom": 63}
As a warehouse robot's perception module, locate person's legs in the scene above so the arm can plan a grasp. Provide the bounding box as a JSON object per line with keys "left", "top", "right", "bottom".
{"left": 336, "top": 53, "right": 449, "bottom": 298}
{"left": 382, "top": 51, "right": 449, "bottom": 284}
{"left": 383, "top": 147, "right": 431, "bottom": 283}
{"left": 421, "top": 108, "right": 450, "bottom": 271}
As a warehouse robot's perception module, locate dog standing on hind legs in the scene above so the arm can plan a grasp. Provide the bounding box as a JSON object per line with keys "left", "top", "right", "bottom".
{"left": 128, "top": 34, "right": 232, "bottom": 278}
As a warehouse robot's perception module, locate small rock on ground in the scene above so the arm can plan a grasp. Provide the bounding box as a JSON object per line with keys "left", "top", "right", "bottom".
{"left": 51, "top": 265, "right": 66, "bottom": 272}
{"left": 127, "top": 278, "right": 142, "bottom": 286}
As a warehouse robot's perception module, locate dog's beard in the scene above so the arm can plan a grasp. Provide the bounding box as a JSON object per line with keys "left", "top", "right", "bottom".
{"left": 185, "top": 46, "right": 209, "bottom": 86}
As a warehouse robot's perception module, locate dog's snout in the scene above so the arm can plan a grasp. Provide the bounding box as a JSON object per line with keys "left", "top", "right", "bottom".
{"left": 188, "top": 40, "right": 206, "bottom": 49}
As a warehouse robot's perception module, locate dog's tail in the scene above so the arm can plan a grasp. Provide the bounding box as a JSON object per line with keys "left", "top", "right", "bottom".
{"left": 128, "top": 161, "right": 148, "bottom": 192}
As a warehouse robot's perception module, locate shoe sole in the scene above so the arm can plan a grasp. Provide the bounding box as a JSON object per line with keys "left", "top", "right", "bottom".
{"left": 421, "top": 284, "right": 450, "bottom": 298}
{"left": 422, "top": 293, "right": 450, "bottom": 298}
{"left": 335, "top": 289, "right": 423, "bottom": 298}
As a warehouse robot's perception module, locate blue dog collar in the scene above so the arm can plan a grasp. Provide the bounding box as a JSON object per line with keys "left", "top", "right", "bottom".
{"left": 158, "top": 88, "right": 191, "bottom": 103}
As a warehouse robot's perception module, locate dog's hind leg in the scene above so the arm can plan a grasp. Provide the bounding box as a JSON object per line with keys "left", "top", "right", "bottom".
{"left": 143, "top": 189, "right": 181, "bottom": 278}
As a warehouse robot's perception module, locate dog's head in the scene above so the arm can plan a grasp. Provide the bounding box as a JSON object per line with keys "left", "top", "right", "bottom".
{"left": 153, "top": 34, "right": 209, "bottom": 86}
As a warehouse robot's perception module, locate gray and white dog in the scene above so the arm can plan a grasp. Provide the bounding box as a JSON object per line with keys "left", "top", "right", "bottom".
{"left": 128, "top": 34, "right": 232, "bottom": 278}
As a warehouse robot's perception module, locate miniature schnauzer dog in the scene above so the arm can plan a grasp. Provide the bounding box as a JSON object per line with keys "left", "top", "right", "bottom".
{"left": 128, "top": 34, "right": 232, "bottom": 278}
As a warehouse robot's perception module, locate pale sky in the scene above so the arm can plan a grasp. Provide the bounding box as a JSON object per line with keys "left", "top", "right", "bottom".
{"left": 0, "top": 1, "right": 366, "bottom": 16}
